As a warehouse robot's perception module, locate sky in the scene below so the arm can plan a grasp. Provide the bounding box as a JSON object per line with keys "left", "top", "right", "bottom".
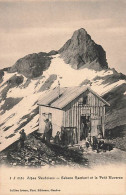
{"left": 0, "top": 0, "right": 126, "bottom": 73}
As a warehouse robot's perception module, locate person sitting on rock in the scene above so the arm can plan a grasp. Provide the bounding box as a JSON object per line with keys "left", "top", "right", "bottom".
{"left": 85, "top": 136, "right": 90, "bottom": 148}
{"left": 92, "top": 136, "right": 98, "bottom": 150}
{"left": 98, "top": 140, "right": 105, "bottom": 150}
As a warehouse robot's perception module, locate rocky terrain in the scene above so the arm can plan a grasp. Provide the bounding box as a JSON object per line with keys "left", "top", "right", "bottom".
{"left": 0, "top": 133, "right": 88, "bottom": 168}
{"left": 59, "top": 28, "right": 108, "bottom": 70}
{"left": 0, "top": 133, "right": 126, "bottom": 168}
{"left": 8, "top": 51, "right": 57, "bottom": 79}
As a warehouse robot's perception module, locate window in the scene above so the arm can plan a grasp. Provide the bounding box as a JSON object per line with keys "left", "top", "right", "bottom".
{"left": 83, "top": 95, "right": 88, "bottom": 105}
{"left": 78, "top": 95, "right": 88, "bottom": 105}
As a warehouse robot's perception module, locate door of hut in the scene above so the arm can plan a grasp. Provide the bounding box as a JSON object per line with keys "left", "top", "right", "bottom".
{"left": 80, "top": 116, "right": 90, "bottom": 140}
{"left": 91, "top": 118, "right": 101, "bottom": 137}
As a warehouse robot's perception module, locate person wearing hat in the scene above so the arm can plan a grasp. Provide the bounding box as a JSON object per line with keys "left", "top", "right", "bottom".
{"left": 19, "top": 129, "right": 26, "bottom": 148}
{"left": 44, "top": 119, "right": 52, "bottom": 143}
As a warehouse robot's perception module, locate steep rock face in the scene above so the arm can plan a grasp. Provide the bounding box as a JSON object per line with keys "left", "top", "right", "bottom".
{"left": 0, "top": 75, "right": 24, "bottom": 101}
{"left": 8, "top": 51, "right": 57, "bottom": 79}
{"left": 1, "top": 97, "right": 23, "bottom": 115}
{"left": 93, "top": 69, "right": 126, "bottom": 85}
{"left": 58, "top": 28, "right": 108, "bottom": 70}
{"left": 0, "top": 70, "right": 4, "bottom": 83}
{"left": 103, "top": 83, "right": 126, "bottom": 130}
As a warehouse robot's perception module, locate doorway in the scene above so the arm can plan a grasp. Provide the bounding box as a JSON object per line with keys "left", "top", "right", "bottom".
{"left": 91, "top": 118, "right": 101, "bottom": 137}
{"left": 80, "top": 116, "right": 90, "bottom": 141}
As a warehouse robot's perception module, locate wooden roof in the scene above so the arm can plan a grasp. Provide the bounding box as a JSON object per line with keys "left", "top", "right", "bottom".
{"left": 38, "top": 86, "right": 110, "bottom": 109}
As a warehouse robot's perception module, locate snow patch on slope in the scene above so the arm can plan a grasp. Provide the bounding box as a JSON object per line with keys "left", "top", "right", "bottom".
{"left": 44, "top": 54, "right": 114, "bottom": 87}
{"left": 0, "top": 54, "right": 125, "bottom": 152}
{"left": 91, "top": 80, "right": 126, "bottom": 96}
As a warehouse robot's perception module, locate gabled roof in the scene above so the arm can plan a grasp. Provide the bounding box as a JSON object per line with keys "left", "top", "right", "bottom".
{"left": 38, "top": 86, "right": 110, "bottom": 109}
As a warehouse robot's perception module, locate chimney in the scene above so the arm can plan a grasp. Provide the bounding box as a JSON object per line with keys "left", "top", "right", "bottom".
{"left": 58, "top": 80, "right": 60, "bottom": 98}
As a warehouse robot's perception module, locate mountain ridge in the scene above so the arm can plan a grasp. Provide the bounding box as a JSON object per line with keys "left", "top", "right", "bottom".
{"left": 58, "top": 28, "right": 108, "bottom": 70}
{"left": 0, "top": 28, "right": 126, "bottom": 152}
{"left": 2, "top": 28, "right": 109, "bottom": 80}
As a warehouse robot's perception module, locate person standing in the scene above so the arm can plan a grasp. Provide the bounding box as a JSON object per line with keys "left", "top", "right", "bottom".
{"left": 54, "top": 131, "right": 61, "bottom": 144}
{"left": 81, "top": 122, "right": 85, "bottom": 140}
{"left": 86, "top": 120, "right": 91, "bottom": 138}
{"left": 44, "top": 119, "right": 52, "bottom": 143}
{"left": 19, "top": 129, "right": 26, "bottom": 148}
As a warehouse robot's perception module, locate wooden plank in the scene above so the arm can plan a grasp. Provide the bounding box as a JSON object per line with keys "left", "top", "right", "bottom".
{"left": 76, "top": 103, "right": 78, "bottom": 131}
{"left": 100, "top": 106, "right": 103, "bottom": 116}
{"left": 39, "top": 106, "right": 41, "bottom": 132}
{"left": 63, "top": 111, "right": 65, "bottom": 127}
{"left": 73, "top": 102, "right": 76, "bottom": 127}
{"left": 71, "top": 106, "right": 73, "bottom": 127}
{"left": 72, "top": 102, "right": 74, "bottom": 127}
{"left": 70, "top": 108, "right": 72, "bottom": 127}
{"left": 95, "top": 106, "right": 97, "bottom": 115}
{"left": 93, "top": 95, "right": 95, "bottom": 106}
{"left": 92, "top": 94, "right": 94, "bottom": 106}
{"left": 98, "top": 99, "right": 100, "bottom": 106}
{"left": 68, "top": 109, "right": 70, "bottom": 126}
{"left": 73, "top": 106, "right": 75, "bottom": 127}
{"left": 68, "top": 108, "right": 70, "bottom": 126}
{"left": 98, "top": 106, "right": 100, "bottom": 116}
{"left": 95, "top": 96, "right": 96, "bottom": 106}
{"left": 65, "top": 110, "right": 68, "bottom": 127}
{"left": 102, "top": 106, "right": 105, "bottom": 138}
{"left": 72, "top": 106, "right": 74, "bottom": 127}
{"left": 76, "top": 102, "right": 79, "bottom": 142}
{"left": 78, "top": 102, "right": 80, "bottom": 142}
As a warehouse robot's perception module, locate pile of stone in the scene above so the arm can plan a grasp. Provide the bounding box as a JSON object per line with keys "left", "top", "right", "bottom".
{"left": 0, "top": 134, "right": 89, "bottom": 168}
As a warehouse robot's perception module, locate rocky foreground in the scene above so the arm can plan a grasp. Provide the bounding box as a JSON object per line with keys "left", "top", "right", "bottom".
{"left": 0, "top": 130, "right": 126, "bottom": 168}
{"left": 0, "top": 133, "right": 88, "bottom": 168}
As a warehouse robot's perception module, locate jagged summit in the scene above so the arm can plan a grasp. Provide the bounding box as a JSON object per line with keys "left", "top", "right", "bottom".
{"left": 58, "top": 28, "right": 108, "bottom": 70}
{"left": 6, "top": 28, "right": 109, "bottom": 79}
{"left": 8, "top": 51, "right": 58, "bottom": 79}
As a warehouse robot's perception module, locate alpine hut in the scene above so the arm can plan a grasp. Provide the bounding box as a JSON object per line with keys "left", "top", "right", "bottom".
{"left": 37, "top": 86, "right": 110, "bottom": 144}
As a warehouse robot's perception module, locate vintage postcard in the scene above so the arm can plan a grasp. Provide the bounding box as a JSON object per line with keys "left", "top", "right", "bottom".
{"left": 0, "top": 0, "right": 126, "bottom": 195}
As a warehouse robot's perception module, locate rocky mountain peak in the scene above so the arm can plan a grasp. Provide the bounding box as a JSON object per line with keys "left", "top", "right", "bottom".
{"left": 71, "top": 28, "right": 89, "bottom": 42}
{"left": 58, "top": 28, "right": 108, "bottom": 70}
{"left": 7, "top": 28, "right": 108, "bottom": 79}
{"left": 8, "top": 51, "right": 57, "bottom": 79}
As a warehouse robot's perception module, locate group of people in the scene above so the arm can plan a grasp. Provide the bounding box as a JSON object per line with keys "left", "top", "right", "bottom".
{"left": 19, "top": 118, "right": 53, "bottom": 149}
{"left": 54, "top": 127, "right": 77, "bottom": 146}
{"left": 85, "top": 133, "right": 109, "bottom": 152}
{"left": 19, "top": 118, "right": 109, "bottom": 153}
